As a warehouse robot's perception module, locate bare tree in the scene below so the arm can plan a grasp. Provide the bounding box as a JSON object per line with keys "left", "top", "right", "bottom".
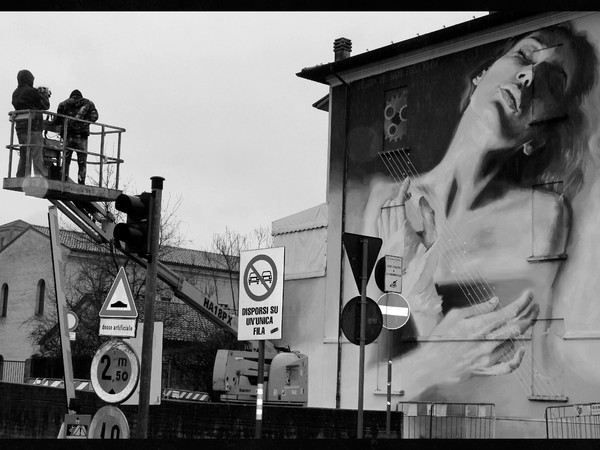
{"left": 27, "top": 191, "right": 190, "bottom": 359}
{"left": 204, "top": 225, "right": 273, "bottom": 310}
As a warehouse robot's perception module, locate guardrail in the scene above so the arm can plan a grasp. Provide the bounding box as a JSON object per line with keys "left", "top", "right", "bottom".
{"left": 397, "top": 401, "right": 496, "bottom": 438}
{"left": 546, "top": 403, "right": 600, "bottom": 438}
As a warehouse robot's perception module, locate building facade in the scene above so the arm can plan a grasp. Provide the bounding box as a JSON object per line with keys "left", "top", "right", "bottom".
{"left": 275, "top": 12, "right": 600, "bottom": 437}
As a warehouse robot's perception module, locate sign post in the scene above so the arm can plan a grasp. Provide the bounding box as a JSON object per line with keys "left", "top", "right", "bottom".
{"left": 342, "top": 232, "right": 382, "bottom": 439}
{"left": 238, "top": 247, "right": 285, "bottom": 439}
{"left": 48, "top": 206, "right": 77, "bottom": 415}
{"left": 377, "top": 292, "right": 411, "bottom": 438}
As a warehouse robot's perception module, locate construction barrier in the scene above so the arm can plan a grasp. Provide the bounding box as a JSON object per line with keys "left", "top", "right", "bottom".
{"left": 23, "top": 377, "right": 94, "bottom": 391}
{"left": 21, "top": 377, "right": 211, "bottom": 402}
{"left": 162, "top": 388, "right": 210, "bottom": 402}
{"left": 397, "top": 401, "right": 496, "bottom": 438}
{"left": 545, "top": 403, "right": 600, "bottom": 438}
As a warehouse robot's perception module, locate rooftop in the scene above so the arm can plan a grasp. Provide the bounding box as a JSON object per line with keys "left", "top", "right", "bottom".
{"left": 27, "top": 223, "right": 239, "bottom": 272}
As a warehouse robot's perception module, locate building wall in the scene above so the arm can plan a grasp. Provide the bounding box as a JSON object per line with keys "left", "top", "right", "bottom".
{"left": 292, "top": 12, "right": 600, "bottom": 436}
{"left": 0, "top": 229, "right": 53, "bottom": 359}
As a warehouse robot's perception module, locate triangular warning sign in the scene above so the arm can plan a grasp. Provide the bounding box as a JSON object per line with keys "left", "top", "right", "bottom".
{"left": 342, "top": 232, "right": 382, "bottom": 293}
{"left": 68, "top": 425, "right": 88, "bottom": 437}
{"left": 99, "top": 267, "right": 138, "bottom": 318}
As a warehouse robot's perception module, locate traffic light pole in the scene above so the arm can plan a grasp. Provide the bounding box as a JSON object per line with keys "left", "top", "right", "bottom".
{"left": 136, "top": 176, "right": 164, "bottom": 439}
{"left": 357, "top": 237, "right": 368, "bottom": 439}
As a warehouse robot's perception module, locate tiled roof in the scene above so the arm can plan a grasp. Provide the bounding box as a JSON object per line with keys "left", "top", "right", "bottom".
{"left": 30, "top": 224, "right": 237, "bottom": 271}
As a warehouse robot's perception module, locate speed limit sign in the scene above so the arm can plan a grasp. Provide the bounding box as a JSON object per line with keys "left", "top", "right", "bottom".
{"left": 90, "top": 339, "right": 140, "bottom": 404}
{"left": 89, "top": 405, "right": 130, "bottom": 439}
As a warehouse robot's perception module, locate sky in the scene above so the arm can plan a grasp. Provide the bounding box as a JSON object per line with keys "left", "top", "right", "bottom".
{"left": 0, "top": 11, "right": 487, "bottom": 250}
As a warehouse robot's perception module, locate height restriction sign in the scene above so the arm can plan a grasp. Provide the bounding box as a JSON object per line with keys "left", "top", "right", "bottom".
{"left": 90, "top": 339, "right": 140, "bottom": 404}
{"left": 238, "top": 247, "right": 284, "bottom": 341}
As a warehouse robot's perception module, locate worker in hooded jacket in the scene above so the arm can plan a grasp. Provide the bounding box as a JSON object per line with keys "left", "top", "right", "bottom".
{"left": 53, "top": 89, "right": 99, "bottom": 185}
{"left": 11, "top": 69, "right": 50, "bottom": 178}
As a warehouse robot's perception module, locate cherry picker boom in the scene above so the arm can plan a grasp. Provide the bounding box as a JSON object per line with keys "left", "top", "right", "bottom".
{"left": 4, "top": 109, "right": 308, "bottom": 406}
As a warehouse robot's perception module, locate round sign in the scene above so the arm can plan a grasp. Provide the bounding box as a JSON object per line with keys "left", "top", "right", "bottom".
{"left": 341, "top": 296, "right": 383, "bottom": 345}
{"left": 377, "top": 292, "right": 411, "bottom": 330}
{"left": 90, "top": 339, "right": 140, "bottom": 404}
{"left": 243, "top": 254, "right": 278, "bottom": 302}
{"left": 89, "top": 405, "right": 130, "bottom": 439}
{"left": 67, "top": 311, "right": 79, "bottom": 331}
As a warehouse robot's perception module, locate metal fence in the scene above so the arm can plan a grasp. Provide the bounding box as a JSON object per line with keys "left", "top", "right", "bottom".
{"left": 546, "top": 403, "right": 600, "bottom": 438}
{"left": 397, "top": 401, "right": 496, "bottom": 438}
{"left": 0, "top": 359, "right": 25, "bottom": 383}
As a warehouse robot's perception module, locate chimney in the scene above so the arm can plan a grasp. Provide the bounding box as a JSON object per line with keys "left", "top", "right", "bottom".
{"left": 333, "top": 37, "right": 352, "bottom": 61}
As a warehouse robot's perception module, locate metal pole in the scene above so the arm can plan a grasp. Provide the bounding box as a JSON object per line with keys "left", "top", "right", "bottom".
{"left": 357, "top": 238, "right": 368, "bottom": 438}
{"left": 48, "top": 206, "right": 77, "bottom": 413}
{"left": 136, "top": 176, "right": 164, "bottom": 439}
{"left": 255, "top": 340, "right": 265, "bottom": 439}
{"left": 386, "top": 329, "right": 392, "bottom": 438}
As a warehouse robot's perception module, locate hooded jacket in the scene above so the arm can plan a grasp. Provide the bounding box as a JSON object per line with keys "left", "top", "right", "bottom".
{"left": 54, "top": 91, "right": 99, "bottom": 138}
{"left": 11, "top": 70, "right": 50, "bottom": 133}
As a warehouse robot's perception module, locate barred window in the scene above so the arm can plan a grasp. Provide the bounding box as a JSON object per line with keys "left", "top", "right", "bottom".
{"left": 36, "top": 280, "right": 45, "bottom": 315}
{"left": 1, "top": 284, "right": 7, "bottom": 318}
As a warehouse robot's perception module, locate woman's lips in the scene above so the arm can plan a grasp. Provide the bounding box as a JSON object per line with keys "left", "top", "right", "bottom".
{"left": 498, "top": 84, "right": 521, "bottom": 114}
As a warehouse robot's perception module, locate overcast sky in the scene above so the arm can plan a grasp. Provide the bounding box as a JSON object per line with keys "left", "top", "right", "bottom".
{"left": 0, "top": 11, "right": 487, "bottom": 250}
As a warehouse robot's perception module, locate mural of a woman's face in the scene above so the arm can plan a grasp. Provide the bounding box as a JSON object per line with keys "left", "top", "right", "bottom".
{"left": 468, "top": 30, "right": 577, "bottom": 146}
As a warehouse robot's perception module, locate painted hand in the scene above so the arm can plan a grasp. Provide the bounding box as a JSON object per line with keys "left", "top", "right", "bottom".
{"left": 429, "top": 289, "right": 539, "bottom": 380}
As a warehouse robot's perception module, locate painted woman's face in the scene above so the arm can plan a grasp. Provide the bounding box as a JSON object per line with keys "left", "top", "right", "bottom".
{"left": 468, "top": 31, "right": 577, "bottom": 145}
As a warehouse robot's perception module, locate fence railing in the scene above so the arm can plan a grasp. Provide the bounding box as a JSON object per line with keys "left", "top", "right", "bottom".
{"left": 397, "top": 401, "right": 496, "bottom": 438}
{"left": 0, "top": 359, "right": 25, "bottom": 383}
{"left": 7, "top": 109, "right": 125, "bottom": 189}
{"left": 546, "top": 403, "right": 600, "bottom": 438}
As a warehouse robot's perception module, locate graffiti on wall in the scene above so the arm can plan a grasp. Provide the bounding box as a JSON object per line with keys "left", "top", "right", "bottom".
{"left": 340, "top": 19, "right": 600, "bottom": 407}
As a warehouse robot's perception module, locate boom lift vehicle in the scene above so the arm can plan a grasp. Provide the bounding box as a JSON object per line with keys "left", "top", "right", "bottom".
{"left": 4, "top": 109, "right": 308, "bottom": 406}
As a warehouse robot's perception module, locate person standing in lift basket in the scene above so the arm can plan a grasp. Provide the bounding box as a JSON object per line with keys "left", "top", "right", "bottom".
{"left": 11, "top": 69, "right": 50, "bottom": 178}
{"left": 53, "top": 89, "right": 98, "bottom": 184}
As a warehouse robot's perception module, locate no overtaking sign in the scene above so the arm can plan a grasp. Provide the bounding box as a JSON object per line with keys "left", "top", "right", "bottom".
{"left": 238, "top": 247, "right": 284, "bottom": 341}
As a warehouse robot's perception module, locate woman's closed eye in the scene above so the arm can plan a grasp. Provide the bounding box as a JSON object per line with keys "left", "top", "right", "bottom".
{"left": 515, "top": 48, "right": 535, "bottom": 65}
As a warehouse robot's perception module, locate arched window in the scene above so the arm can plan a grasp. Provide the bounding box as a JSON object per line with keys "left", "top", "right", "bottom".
{"left": 1, "top": 284, "right": 7, "bottom": 318}
{"left": 36, "top": 280, "right": 45, "bottom": 315}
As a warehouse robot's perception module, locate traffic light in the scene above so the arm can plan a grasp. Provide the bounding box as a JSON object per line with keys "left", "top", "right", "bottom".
{"left": 113, "top": 192, "right": 152, "bottom": 257}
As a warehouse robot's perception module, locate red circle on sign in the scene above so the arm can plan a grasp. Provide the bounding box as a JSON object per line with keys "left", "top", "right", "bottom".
{"left": 89, "top": 405, "right": 130, "bottom": 439}
{"left": 91, "top": 340, "right": 139, "bottom": 404}
{"left": 377, "top": 293, "right": 410, "bottom": 330}
{"left": 243, "top": 254, "right": 278, "bottom": 302}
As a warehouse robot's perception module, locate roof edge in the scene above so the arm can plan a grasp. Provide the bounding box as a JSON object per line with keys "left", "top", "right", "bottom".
{"left": 297, "top": 12, "right": 549, "bottom": 84}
